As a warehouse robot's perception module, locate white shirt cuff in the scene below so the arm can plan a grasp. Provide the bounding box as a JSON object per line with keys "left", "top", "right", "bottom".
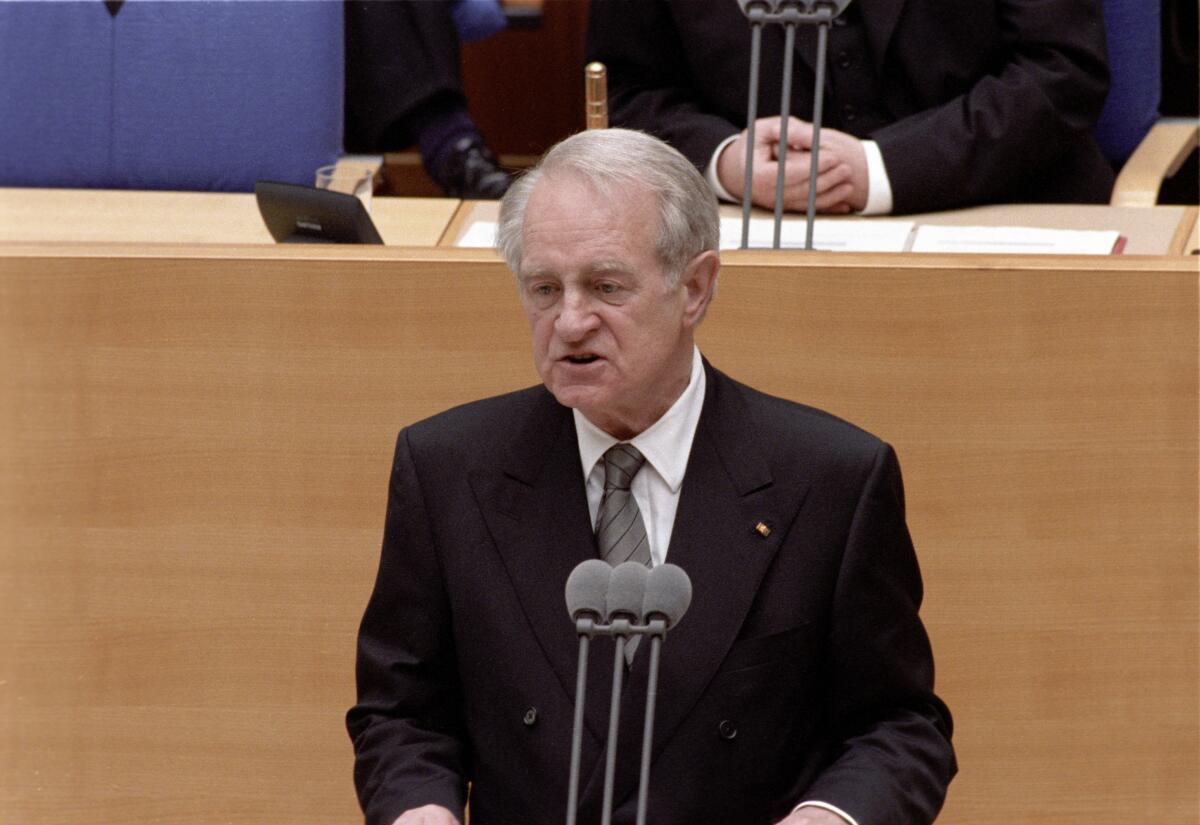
{"left": 706, "top": 134, "right": 741, "bottom": 203}
{"left": 859, "top": 139, "right": 893, "bottom": 215}
{"left": 792, "top": 800, "right": 860, "bottom": 825}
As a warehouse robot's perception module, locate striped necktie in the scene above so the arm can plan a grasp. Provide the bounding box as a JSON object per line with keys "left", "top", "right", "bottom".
{"left": 596, "top": 443, "right": 651, "bottom": 663}
{"left": 596, "top": 443, "right": 651, "bottom": 567}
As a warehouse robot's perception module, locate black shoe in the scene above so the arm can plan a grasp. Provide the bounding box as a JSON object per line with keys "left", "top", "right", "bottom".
{"left": 435, "top": 135, "right": 511, "bottom": 199}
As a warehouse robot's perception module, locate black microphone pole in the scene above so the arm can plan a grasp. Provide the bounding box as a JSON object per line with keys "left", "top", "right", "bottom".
{"left": 740, "top": 2, "right": 767, "bottom": 250}
{"left": 773, "top": 8, "right": 799, "bottom": 250}
{"left": 634, "top": 621, "right": 665, "bottom": 825}
{"left": 564, "top": 560, "right": 614, "bottom": 825}
{"left": 567, "top": 617, "right": 593, "bottom": 825}
{"left": 633, "top": 564, "right": 692, "bottom": 825}
{"left": 804, "top": 3, "right": 835, "bottom": 251}
{"left": 600, "top": 562, "right": 649, "bottom": 825}
{"left": 737, "top": 0, "right": 854, "bottom": 250}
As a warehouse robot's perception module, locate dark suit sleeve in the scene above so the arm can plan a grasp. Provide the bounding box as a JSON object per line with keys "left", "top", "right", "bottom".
{"left": 585, "top": 0, "right": 741, "bottom": 171}
{"left": 346, "top": 429, "right": 468, "bottom": 825}
{"left": 872, "top": 0, "right": 1112, "bottom": 213}
{"left": 804, "top": 443, "right": 956, "bottom": 824}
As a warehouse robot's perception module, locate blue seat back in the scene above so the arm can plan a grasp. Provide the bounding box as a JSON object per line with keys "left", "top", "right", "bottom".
{"left": 1094, "top": 0, "right": 1161, "bottom": 167}
{"left": 0, "top": 0, "right": 343, "bottom": 191}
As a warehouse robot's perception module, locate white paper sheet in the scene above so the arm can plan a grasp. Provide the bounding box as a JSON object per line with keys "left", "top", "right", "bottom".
{"left": 457, "top": 220, "right": 498, "bottom": 248}
{"left": 910, "top": 225, "right": 1121, "bottom": 254}
{"left": 719, "top": 217, "right": 914, "bottom": 252}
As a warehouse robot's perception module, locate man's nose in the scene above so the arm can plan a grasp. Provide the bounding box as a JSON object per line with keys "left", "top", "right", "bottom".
{"left": 554, "top": 291, "right": 600, "bottom": 340}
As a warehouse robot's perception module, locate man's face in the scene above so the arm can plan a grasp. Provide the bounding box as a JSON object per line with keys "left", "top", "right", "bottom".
{"left": 516, "top": 174, "right": 708, "bottom": 439}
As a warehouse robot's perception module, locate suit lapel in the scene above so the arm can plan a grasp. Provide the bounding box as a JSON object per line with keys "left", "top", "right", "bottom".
{"left": 468, "top": 392, "right": 609, "bottom": 731}
{"left": 579, "top": 366, "right": 812, "bottom": 817}
{"left": 785, "top": 0, "right": 906, "bottom": 86}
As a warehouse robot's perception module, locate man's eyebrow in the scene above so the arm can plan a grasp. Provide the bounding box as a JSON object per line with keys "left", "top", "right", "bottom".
{"left": 517, "top": 266, "right": 556, "bottom": 282}
{"left": 588, "top": 260, "right": 633, "bottom": 275}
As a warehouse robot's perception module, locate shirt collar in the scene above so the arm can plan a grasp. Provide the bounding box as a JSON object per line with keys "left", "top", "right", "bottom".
{"left": 574, "top": 346, "right": 705, "bottom": 492}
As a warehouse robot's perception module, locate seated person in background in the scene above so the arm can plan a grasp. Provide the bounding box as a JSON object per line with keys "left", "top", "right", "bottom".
{"left": 586, "top": 0, "right": 1116, "bottom": 215}
{"left": 344, "top": 0, "right": 510, "bottom": 198}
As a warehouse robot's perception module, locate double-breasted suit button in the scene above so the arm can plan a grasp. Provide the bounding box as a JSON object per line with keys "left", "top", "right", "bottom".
{"left": 523, "top": 707, "right": 539, "bottom": 727}
{"left": 717, "top": 719, "right": 737, "bottom": 740}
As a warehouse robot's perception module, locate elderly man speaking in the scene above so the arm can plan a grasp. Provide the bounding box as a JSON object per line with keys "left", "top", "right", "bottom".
{"left": 347, "top": 129, "right": 956, "bottom": 825}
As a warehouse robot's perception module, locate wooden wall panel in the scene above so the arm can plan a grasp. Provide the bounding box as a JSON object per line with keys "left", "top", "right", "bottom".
{"left": 0, "top": 247, "right": 1195, "bottom": 825}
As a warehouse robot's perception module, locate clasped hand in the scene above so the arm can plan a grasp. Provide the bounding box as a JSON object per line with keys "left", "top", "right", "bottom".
{"left": 717, "top": 116, "right": 869, "bottom": 214}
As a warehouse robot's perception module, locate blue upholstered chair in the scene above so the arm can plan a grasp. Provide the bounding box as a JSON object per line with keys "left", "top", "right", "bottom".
{"left": 0, "top": 0, "right": 343, "bottom": 191}
{"left": 1095, "top": 0, "right": 1161, "bottom": 168}
{"left": 1096, "top": 0, "right": 1199, "bottom": 205}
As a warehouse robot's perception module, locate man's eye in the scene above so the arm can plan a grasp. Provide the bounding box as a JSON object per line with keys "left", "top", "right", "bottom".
{"left": 531, "top": 283, "right": 556, "bottom": 296}
{"left": 597, "top": 282, "right": 620, "bottom": 295}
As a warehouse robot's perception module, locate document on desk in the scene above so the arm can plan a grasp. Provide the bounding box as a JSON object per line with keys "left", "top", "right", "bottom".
{"left": 457, "top": 220, "right": 498, "bottom": 248}
{"left": 719, "top": 217, "right": 914, "bottom": 252}
{"left": 910, "top": 225, "right": 1123, "bottom": 254}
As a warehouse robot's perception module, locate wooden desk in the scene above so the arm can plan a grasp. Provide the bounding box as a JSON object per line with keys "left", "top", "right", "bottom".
{"left": 0, "top": 188, "right": 461, "bottom": 246}
{"left": 445, "top": 201, "right": 1200, "bottom": 256}
{"left": 1, "top": 244, "right": 1196, "bottom": 825}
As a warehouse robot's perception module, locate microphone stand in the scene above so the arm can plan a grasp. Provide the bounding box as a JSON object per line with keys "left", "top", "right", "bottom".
{"left": 600, "top": 618, "right": 632, "bottom": 825}
{"left": 563, "top": 561, "right": 690, "bottom": 825}
{"left": 739, "top": 0, "right": 851, "bottom": 251}
{"left": 565, "top": 617, "right": 594, "bottom": 825}
{"left": 565, "top": 617, "right": 667, "bottom": 825}
{"left": 634, "top": 619, "right": 667, "bottom": 825}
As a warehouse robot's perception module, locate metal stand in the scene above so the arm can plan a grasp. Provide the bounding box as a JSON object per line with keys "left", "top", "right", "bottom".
{"left": 566, "top": 617, "right": 670, "bottom": 825}
{"left": 738, "top": 0, "right": 852, "bottom": 250}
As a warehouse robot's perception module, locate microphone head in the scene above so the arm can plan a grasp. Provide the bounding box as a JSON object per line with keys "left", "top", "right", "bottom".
{"left": 642, "top": 563, "right": 693, "bottom": 629}
{"left": 605, "top": 561, "right": 650, "bottom": 622}
{"left": 737, "top": 0, "right": 854, "bottom": 15}
{"left": 737, "top": 0, "right": 780, "bottom": 13}
{"left": 565, "top": 559, "right": 613, "bottom": 620}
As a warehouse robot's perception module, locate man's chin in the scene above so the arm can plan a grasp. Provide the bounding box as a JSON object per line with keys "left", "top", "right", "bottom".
{"left": 545, "top": 379, "right": 609, "bottom": 414}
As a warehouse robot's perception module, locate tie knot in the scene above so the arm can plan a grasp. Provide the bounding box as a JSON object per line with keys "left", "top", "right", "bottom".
{"left": 602, "top": 443, "right": 645, "bottom": 491}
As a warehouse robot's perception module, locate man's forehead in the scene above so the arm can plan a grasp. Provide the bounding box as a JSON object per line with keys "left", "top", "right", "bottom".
{"left": 519, "top": 257, "right": 638, "bottom": 280}
{"left": 529, "top": 170, "right": 655, "bottom": 214}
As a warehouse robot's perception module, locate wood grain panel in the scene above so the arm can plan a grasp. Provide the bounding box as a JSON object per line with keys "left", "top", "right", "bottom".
{"left": 1, "top": 247, "right": 1195, "bottom": 825}
{"left": 0, "top": 189, "right": 460, "bottom": 247}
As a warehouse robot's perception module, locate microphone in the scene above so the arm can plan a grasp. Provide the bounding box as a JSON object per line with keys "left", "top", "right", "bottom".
{"left": 736, "top": 0, "right": 855, "bottom": 250}
{"left": 633, "top": 564, "right": 692, "bottom": 825}
{"left": 564, "top": 559, "right": 612, "bottom": 825}
{"left": 642, "top": 563, "right": 693, "bottom": 629}
{"left": 562, "top": 560, "right": 692, "bottom": 825}
{"left": 600, "top": 562, "right": 649, "bottom": 825}
{"left": 566, "top": 558, "right": 613, "bottom": 625}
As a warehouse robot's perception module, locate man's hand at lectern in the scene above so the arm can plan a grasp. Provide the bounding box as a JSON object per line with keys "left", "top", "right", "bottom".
{"left": 392, "top": 804, "right": 460, "bottom": 825}
{"left": 717, "top": 116, "right": 868, "bottom": 214}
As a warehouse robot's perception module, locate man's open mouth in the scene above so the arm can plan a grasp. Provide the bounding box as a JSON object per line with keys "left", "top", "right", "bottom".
{"left": 565, "top": 354, "right": 600, "bottom": 365}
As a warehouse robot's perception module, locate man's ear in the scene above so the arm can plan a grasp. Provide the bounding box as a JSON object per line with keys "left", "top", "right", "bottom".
{"left": 680, "top": 250, "right": 720, "bottom": 327}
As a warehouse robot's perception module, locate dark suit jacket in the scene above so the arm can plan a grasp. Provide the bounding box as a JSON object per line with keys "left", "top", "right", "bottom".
{"left": 586, "top": 0, "right": 1115, "bottom": 214}
{"left": 347, "top": 363, "right": 956, "bottom": 825}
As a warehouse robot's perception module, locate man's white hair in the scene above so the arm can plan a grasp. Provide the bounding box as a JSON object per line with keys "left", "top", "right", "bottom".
{"left": 495, "top": 128, "right": 720, "bottom": 286}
